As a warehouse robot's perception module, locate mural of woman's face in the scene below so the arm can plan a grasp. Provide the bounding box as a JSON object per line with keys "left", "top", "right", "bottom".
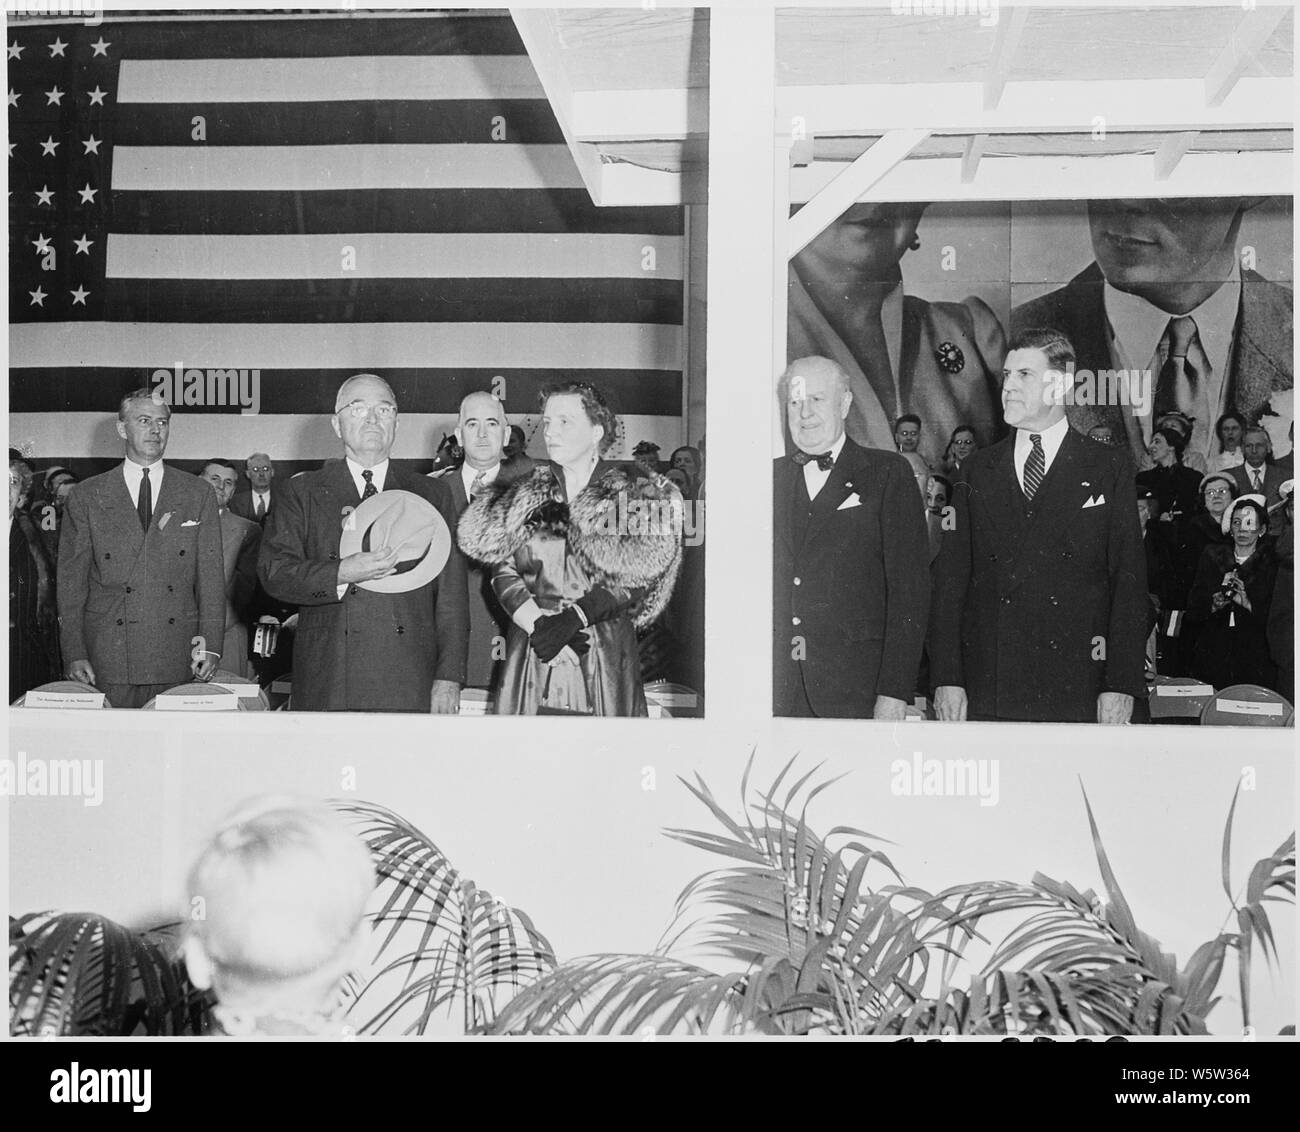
{"left": 795, "top": 203, "right": 926, "bottom": 282}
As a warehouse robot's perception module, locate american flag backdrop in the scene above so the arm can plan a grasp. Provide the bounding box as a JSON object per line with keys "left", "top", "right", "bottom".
{"left": 7, "top": 9, "right": 689, "bottom": 478}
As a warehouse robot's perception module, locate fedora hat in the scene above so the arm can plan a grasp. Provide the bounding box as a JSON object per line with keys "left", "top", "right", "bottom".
{"left": 338, "top": 489, "right": 450, "bottom": 594}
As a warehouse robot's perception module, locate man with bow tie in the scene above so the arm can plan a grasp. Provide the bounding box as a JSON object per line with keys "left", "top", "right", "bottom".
{"left": 928, "top": 329, "right": 1147, "bottom": 724}
{"left": 773, "top": 355, "right": 929, "bottom": 718}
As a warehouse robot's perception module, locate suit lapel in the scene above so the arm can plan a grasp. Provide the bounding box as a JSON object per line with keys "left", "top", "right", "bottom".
{"left": 803, "top": 443, "right": 863, "bottom": 547}
{"left": 108, "top": 465, "right": 147, "bottom": 562}
{"left": 975, "top": 436, "right": 1023, "bottom": 549}
{"left": 322, "top": 459, "right": 362, "bottom": 511}
{"left": 774, "top": 458, "right": 798, "bottom": 553}
{"left": 1232, "top": 275, "right": 1292, "bottom": 420}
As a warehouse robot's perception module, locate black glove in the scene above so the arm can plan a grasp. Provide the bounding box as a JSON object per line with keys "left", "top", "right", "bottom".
{"left": 529, "top": 608, "right": 588, "bottom": 663}
{"left": 576, "top": 586, "right": 622, "bottom": 625}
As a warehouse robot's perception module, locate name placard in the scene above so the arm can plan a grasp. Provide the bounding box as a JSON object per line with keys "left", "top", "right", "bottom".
{"left": 212, "top": 682, "right": 263, "bottom": 699}
{"left": 22, "top": 690, "right": 106, "bottom": 709}
{"left": 154, "top": 695, "right": 239, "bottom": 712}
{"left": 1154, "top": 684, "right": 1215, "bottom": 698}
{"left": 1216, "top": 699, "right": 1285, "bottom": 717}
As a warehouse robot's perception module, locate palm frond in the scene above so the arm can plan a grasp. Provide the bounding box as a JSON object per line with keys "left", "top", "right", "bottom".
{"left": 331, "top": 799, "right": 555, "bottom": 1034}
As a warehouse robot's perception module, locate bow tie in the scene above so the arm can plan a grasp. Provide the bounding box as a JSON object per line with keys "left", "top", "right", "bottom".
{"left": 793, "top": 450, "right": 834, "bottom": 471}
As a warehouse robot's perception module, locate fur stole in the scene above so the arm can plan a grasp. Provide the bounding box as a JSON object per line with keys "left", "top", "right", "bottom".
{"left": 457, "top": 464, "right": 684, "bottom": 628}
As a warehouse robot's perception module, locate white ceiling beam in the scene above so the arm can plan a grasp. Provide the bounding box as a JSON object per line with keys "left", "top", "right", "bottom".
{"left": 509, "top": 8, "right": 607, "bottom": 206}
{"left": 776, "top": 77, "right": 1292, "bottom": 135}
{"left": 961, "top": 134, "right": 988, "bottom": 183}
{"left": 983, "top": 4, "right": 1030, "bottom": 111}
{"left": 788, "top": 129, "right": 931, "bottom": 258}
{"left": 1205, "top": 3, "right": 1291, "bottom": 107}
{"left": 570, "top": 87, "right": 707, "bottom": 143}
{"left": 599, "top": 162, "right": 699, "bottom": 208}
{"left": 1154, "top": 131, "right": 1198, "bottom": 180}
{"left": 790, "top": 150, "right": 1292, "bottom": 204}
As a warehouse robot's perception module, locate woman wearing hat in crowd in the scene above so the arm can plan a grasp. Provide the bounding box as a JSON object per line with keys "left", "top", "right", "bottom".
{"left": 1186, "top": 495, "right": 1279, "bottom": 692}
{"left": 458, "top": 381, "right": 683, "bottom": 716}
{"left": 1136, "top": 425, "right": 1202, "bottom": 525}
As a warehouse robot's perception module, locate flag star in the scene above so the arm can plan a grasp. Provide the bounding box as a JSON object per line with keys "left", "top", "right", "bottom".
{"left": 7, "top": 41, "right": 23, "bottom": 60}
{"left": 83, "top": 135, "right": 102, "bottom": 156}
{"left": 34, "top": 185, "right": 54, "bottom": 205}
{"left": 29, "top": 287, "right": 47, "bottom": 308}
{"left": 48, "top": 37, "right": 68, "bottom": 58}
{"left": 87, "top": 86, "right": 107, "bottom": 107}
{"left": 77, "top": 183, "right": 98, "bottom": 204}
{"left": 45, "top": 86, "right": 64, "bottom": 106}
{"left": 7, "top": 143, "right": 14, "bottom": 158}
{"left": 32, "top": 233, "right": 52, "bottom": 253}
{"left": 40, "top": 136, "right": 60, "bottom": 157}
{"left": 7, "top": 89, "right": 19, "bottom": 108}
{"left": 70, "top": 286, "right": 90, "bottom": 306}
{"left": 74, "top": 234, "right": 94, "bottom": 255}
{"left": 91, "top": 37, "right": 111, "bottom": 57}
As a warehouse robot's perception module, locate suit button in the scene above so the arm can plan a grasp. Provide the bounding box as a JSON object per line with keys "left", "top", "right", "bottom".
{"left": 179, "top": 549, "right": 186, "bottom": 556}
{"left": 1000, "top": 596, "right": 1011, "bottom": 605}
{"left": 989, "top": 554, "right": 998, "bottom": 562}
{"left": 349, "top": 585, "right": 359, "bottom": 596}
{"left": 168, "top": 617, "right": 175, "bottom": 625}
{"left": 329, "top": 552, "right": 338, "bottom": 561}
{"left": 1062, "top": 550, "right": 1072, "bottom": 559}
{"left": 167, "top": 585, "right": 174, "bottom": 593}
{"left": 124, "top": 586, "right": 132, "bottom": 593}
{"left": 1049, "top": 596, "right": 1059, "bottom": 606}
{"left": 104, "top": 553, "right": 111, "bottom": 560}
{"left": 396, "top": 626, "right": 405, "bottom": 635}
{"left": 792, "top": 616, "right": 801, "bottom": 626}
{"left": 115, "top": 619, "right": 123, "bottom": 626}
{"left": 793, "top": 577, "right": 801, "bottom": 586}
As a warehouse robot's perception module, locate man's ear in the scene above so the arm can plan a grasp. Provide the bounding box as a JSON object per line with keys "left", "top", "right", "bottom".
{"left": 330, "top": 416, "right": 341, "bottom": 441}
{"left": 182, "top": 935, "right": 214, "bottom": 991}
{"left": 840, "top": 389, "right": 853, "bottom": 419}
{"left": 115, "top": 419, "right": 127, "bottom": 442}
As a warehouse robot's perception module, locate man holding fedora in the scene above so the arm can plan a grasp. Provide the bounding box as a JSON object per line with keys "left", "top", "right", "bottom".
{"left": 258, "top": 374, "right": 468, "bottom": 712}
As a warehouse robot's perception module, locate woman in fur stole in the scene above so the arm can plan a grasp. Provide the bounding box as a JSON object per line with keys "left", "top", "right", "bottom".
{"left": 458, "top": 382, "right": 683, "bottom": 716}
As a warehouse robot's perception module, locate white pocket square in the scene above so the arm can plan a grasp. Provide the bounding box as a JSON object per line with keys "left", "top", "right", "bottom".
{"left": 181, "top": 519, "right": 201, "bottom": 527}
{"left": 1082, "top": 494, "right": 1106, "bottom": 509}
{"left": 837, "top": 492, "right": 862, "bottom": 511}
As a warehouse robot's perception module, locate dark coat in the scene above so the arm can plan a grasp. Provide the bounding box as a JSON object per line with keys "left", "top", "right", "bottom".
{"left": 1136, "top": 462, "right": 1203, "bottom": 521}
{"left": 1229, "top": 462, "right": 1288, "bottom": 510}
{"left": 435, "top": 465, "right": 513, "bottom": 691}
{"left": 10, "top": 510, "right": 61, "bottom": 701}
{"left": 56, "top": 464, "right": 226, "bottom": 686}
{"left": 229, "top": 487, "right": 276, "bottom": 526}
{"left": 1187, "top": 542, "right": 1279, "bottom": 691}
{"left": 258, "top": 459, "right": 469, "bottom": 712}
{"left": 928, "top": 428, "right": 1148, "bottom": 721}
{"left": 1012, "top": 264, "right": 1293, "bottom": 465}
{"left": 773, "top": 438, "right": 930, "bottom": 716}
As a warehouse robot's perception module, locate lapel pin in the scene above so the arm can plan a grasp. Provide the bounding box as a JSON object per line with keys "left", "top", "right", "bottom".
{"left": 935, "top": 341, "right": 965, "bottom": 374}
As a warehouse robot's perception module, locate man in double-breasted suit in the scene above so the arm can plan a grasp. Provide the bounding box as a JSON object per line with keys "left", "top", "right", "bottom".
{"left": 258, "top": 374, "right": 468, "bottom": 712}
{"left": 431, "top": 391, "right": 517, "bottom": 691}
{"left": 929, "top": 330, "right": 1148, "bottom": 724}
{"left": 57, "top": 389, "right": 226, "bottom": 708}
{"left": 1011, "top": 197, "right": 1293, "bottom": 473}
{"left": 773, "top": 356, "right": 930, "bottom": 719}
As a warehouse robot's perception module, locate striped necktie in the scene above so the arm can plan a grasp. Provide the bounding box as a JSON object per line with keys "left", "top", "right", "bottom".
{"left": 1023, "top": 433, "right": 1045, "bottom": 500}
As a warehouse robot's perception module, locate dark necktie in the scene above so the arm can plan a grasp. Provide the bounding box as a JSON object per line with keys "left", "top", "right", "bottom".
{"left": 1153, "top": 315, "right": 1198, "bottom": 420}
{"left": 254, "top": 494, "right": 266, "bottom": 521}
{"left": 361, "top": 469, "right": 377, "bottom": 500}
{"left": 792, "top": 450, "right": 834, "bottom": 471}
{"left": 1023, "top": 433, "right": 1045, "bottom": 500}
{"left": 1251, "top": 467, "right": 1263, "bottom": 492}
{"left": 137, "top": 466, "right": 153, "bottom": 531}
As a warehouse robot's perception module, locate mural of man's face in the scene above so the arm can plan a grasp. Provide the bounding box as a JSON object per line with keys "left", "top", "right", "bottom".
{"left": 1086, "top": 198, "right": 1244, "bottom": 303}
{"left": 795, "top": 202, "right": 927, "bottom": 283}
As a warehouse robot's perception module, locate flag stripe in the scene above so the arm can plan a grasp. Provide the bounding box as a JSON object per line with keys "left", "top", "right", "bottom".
{"left": 11, "top": 413, "right": 684, "bottom": 463}
{"left": 105, "top": 233, "right": 683, "bottom": 281}
{"left": 113, "top": 100, "right": 566, "bottom": 146}
{"left": 79, "top": 278, "right": 682, "bottom": 325}
{"left": 110, "top": 143, "right": 585, "bottom": 191}
{"left": 10, "top": 368, "right": 684, "bottom": 417}
{"left": 63, "top": 16, "right": 531, "bottom": 60}
{"left": 95, "top": 190, "right": 686, "bottom": 236}
{"left": 117, "top": 56, "right": 544, "bottom": 104}
{"left": 9, "top": 321, "right": 684, "bottom": 370}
